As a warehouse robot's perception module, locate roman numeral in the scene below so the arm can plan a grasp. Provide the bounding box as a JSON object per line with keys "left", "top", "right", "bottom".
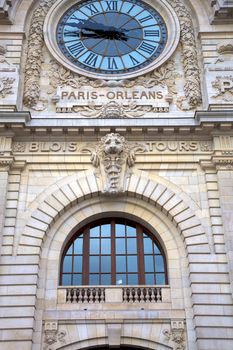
{"left": 85, "top": 3, "right": 100, "bottom": 15}
{"left": 145, "top": 30, "right": 160, "bottom": 37}
{"left": 138, "top": 42, "right": 155, "bottom": 55}
{"left": 64, "top": 30, "right": 80, "bottom": 38}
{"left": 129, "top": 55, "right": 139, "bottom": 66}
{"left": 127, "top": 4, "right": 135, "bottom": 14}
{"left": 108, "top": 58, "right": 118, "bottom": 70}
{"left": 70, "top": 14, "right": 84, "bottom": 21}
{"left": 139, "top": 14, "right": 153, "bottom": 24}
{"left": 84, "top": 53, "right": 98, "bottom": 67}
{"left": 68, "top": 42, "right": 85, "bottom": 56}
{"left": 105, "top": 1, "right": 118, "bottom": 11}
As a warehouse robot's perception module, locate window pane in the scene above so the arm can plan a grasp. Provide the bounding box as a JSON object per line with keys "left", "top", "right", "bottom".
{"left": 143, "top": 238, "right": 153, "bottom": 254}
{"left": 144, "top": 256, "right": 154, "bottom": 272}
{"left": 67, "top": 244, "right": 73, "bottom": 255}
{"left": 127, "top": 256, "right": 138, "bottom": 272}
{"left": 74, "top": 238, "right": 83, "bottom": 254}
{"left": 145, "top": 274, "right": 155, "bottom": 285}
{"left": 89, "top": 256, "right": 99, "bottom": 273}
{"left": 115, "top": 224, "right": 125, "bottom": 237}
{"left": 154, "top": 243, "right": 160, "bottom": 254}
{"left": 89, "top": 274, "right": 99, "bottom": 285}
{"left": 74, "top": 256, "right": 82, "bottom": 272}
{"left": 127, "top": 238, "right": 137, "bottom": 254}
{"left": 73, "top": 274, "right": 82, "bottom": 285}
{"left": 101, "top": 274, "right": 111, "bottom": 285}
{"left": 62, "top": 274, "right": 71, "bottom": 285}
{"left": 101, "top": 256, "right": 111, "bottom": 273}
{"left": 63, "top": 256, "right": 72, "bottom": 273}
{"left": 126, "top": 225, "right": 136, "bottom": 237}
{"left": 101, "top": 224, "right": 111, "bottom": 237}
{"left": 156, "top": 274, "right": 166, "bottom": 285}
{"left": 116, "top": 238, "right": 126, "bottom": 254}
{"left": 90, "top": 239, "right": 100, "bottom": 254}
{"left": 101, "top": 238, "right": 111, "bottom": 254}
{"left": 90, "top": 226, "right": 100, "bottom": 237}
{"left": 155, "top": 255, "right": 165, "bottom": 272}
{"left": 128, "top": 274, "right": 138, "bottom": 285}
{"left": 116, "top": 274, "right": 126, "bottom": 285}
{"left": 116, "top": 256, "right": 126, "bottom": 272}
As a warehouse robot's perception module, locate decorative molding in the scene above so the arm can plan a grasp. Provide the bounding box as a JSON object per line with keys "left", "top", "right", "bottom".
{"left": 65, "top": 102, "right": 155, "bottom": 118}
{"left": 0, "top": 157, "right": 14, "bottom": 172}
{"left": 23, "top": 0, "right": 57, "bottom": 110}
{"left": 163, "top": 320, "right": 186, "bottom": 350}
{"left": 43, "top": 321, "right": 66, "bottom": 350}
{"left": 0, "top": 0, "right": 13, "bottom": 24}
{"left": 210, "top": 0, "right": 233, "bottom": 24}
{"left": 212, "top": 76, "right": 233, "bottom": 101}
{"left": 0, "top": 76, "right": 15, "bottom": 98}
{"left": 213, "top": 157, "right": 233, "bottom": 170}
{"left": 81, "top": 133, "right": 148, "bottom": 194}
{"left": 168, "top": 0, "right": 202, "bottom": 110}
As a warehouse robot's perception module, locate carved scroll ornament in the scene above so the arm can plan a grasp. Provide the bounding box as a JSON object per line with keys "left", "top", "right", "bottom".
{"left": 82, "top": 133, "right": 148, "bottom": 194}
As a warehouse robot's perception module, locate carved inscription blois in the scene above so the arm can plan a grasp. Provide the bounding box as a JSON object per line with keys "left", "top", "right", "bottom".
{"left": 12, "top": 141, "right": 213, "bottom": 154}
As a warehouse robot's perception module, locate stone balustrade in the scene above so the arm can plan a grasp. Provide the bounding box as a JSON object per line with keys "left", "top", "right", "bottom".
{"left": 58, "top": 286, "right": 170, "bottom": 304}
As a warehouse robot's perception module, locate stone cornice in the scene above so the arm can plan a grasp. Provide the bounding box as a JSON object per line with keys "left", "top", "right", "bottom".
{"left": 0, "top": 111, "right": 232, "bottom": 137}
{"left": 210, "top": 0, "right": 233, "bottom": 24}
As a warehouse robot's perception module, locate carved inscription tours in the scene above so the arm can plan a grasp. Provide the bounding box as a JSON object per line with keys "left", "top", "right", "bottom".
{"left": 12, "top": 141, "right": 213, "bottom": 154}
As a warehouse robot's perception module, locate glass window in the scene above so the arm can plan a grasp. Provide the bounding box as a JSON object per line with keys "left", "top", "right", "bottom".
{"left": 61, "top": 219, "right": 167, "bottom": 286}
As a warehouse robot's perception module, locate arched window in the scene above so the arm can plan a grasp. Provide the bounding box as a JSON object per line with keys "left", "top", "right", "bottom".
{"left": 60, "top": 219, "right": 167, "bottom": 286}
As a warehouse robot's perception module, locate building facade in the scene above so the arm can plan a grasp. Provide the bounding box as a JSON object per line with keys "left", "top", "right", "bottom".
{"left": 0, "top": 0, "right": 233, "bottom": 349}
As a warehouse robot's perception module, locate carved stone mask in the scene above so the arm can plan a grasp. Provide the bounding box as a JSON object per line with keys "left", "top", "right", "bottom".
{"left": 102, "top": 133, "right": 125, "bottom": 155}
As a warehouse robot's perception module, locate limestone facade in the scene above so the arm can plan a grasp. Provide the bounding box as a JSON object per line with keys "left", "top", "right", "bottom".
{"left": 0, "top": 1, "right": 233, "bottom": 350}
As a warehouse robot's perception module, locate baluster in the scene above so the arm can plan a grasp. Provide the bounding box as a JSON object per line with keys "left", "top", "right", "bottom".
{"left": 158, "top": 287, "right": 162, "bottom": 302}
{"left": 76, "top": 288, "right": 81, "bottom": 303}
{"left": 122, "top": 288, "right": 126, "bottom": 302}
{"left": 137, "top": 287, "right": 141, "bottom": 303}
{"left": 129, "top": 288, "right": 134, "bottom": 303}
{"left": 89, "top": 288, "right": 93, "bottom": 303}
{"left": 145, "top": 287, "right": 150, "bottom": 303}
{"left": 99, "top": 288, "right": 105, "bottom": 303}
{"left": 66, "top": 288, "right": 71, "bottom": 303}
{"left": 83, "top": 288, "right": 88, "bottom": 303}
{"left": 92, "top": 288, "right": 96, "bottom": 303}
{"left": 151, "top": 288, "right": 155, "bottom": 302}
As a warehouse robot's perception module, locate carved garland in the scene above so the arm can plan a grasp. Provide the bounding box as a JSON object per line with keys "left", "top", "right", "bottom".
{"left": 23, "top": 0, "right": 201, "bottom": 111}
{"left": 23, "top": 0, "right": 57, "bottom": 108}
{"left": 167, "top": 0, "right": 202, "bottom": 110}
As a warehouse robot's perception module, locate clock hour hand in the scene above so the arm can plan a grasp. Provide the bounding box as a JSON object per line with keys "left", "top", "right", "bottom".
{"left": 66, "top": 20, "right": 128, "bottom": 41}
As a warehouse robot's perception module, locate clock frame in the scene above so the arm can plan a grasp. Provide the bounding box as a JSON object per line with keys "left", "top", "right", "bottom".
{"left": 44, "top": 0, "right": 180, "bottom": 80}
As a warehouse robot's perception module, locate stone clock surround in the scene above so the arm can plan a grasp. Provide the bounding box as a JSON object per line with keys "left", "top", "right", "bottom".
{"left": 43, "top": 0, "right": 180, "bottom": 80}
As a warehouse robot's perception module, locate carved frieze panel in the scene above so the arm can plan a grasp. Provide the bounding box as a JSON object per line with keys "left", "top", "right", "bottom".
{"left": 163, "top": 320, "right": 186, "bottom": 350}
{"left": 43, "top": 321, "right": 66, "bottom": 350}
{"left": 11, "top": 140, "right": 213, "bottom": 155}
{"left": 0, "top": 45, "right": 19, "bottom": 111}
{"left": 205, "top": 41, "right": 233, "bottom": 109}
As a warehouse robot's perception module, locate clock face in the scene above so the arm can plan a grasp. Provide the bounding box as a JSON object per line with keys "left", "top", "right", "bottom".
{"left": 56, "top": 0, "right": 167, "bottom": 75}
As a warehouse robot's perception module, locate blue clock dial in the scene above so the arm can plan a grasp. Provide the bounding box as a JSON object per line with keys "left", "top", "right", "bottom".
{"left": 56, "top": 0, "right": 167, "bottom": 75}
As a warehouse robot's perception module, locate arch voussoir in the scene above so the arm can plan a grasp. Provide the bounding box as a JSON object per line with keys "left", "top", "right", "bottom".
{"left": 19, "top": 172, "right": 211, "bottom": 254}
